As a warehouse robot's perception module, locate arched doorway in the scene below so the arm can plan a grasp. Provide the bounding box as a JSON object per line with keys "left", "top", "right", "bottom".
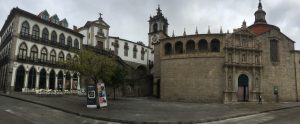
{"left": 57, "top": 71, "right": 63, "bottom": 91}
{"left": 72, "top": 73, "right": 78, "bottom": 90}
{"left": 28, "top": 67, "right": 36, "bottom": 89}
{"left": 39, "top": 69, "right": 46, "bottom": 89}
{"left": 238, "top": 74, "right": 249, "bottom": 101}
{"left": 49, "top": 70, "right": 55, "bottom": 90}
{"left": 65, "top": 72, "right": 71, "bottom": 90}
{"left": 15, "top": 66, "right": 25, "bottom": 91}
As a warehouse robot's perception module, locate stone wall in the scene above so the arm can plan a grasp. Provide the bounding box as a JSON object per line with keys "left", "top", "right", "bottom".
{"left": 160, "top": 56, "right": 225, "bottom": 102}
{"left": 259, "top": 29, "right": 297, "bottom": 102}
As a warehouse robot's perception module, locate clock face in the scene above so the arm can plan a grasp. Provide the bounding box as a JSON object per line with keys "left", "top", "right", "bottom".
{"left": 151, "top": 35, "right": 158, "bottom": 43}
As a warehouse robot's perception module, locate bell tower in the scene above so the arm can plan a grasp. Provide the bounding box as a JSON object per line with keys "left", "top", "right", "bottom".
{"left": 148, "top": 5, "right": 169, "bottom": 49}
{"left": 254, "top": 0, "right": 267, "bottom": 24}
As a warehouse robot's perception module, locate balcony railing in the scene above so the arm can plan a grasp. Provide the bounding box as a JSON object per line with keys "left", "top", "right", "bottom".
{"left": 16, "top": 55, "right": 66, "bottom": 68}
{"left": 19, "top": 34, "right": 79, "bottom": 51}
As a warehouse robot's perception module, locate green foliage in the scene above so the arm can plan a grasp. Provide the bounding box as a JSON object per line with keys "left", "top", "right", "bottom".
{"left": 66, "top": 48, "right": 116, "bottom": 85}
{"left": 110, "top": 65, "right": 127, "bottom": 88}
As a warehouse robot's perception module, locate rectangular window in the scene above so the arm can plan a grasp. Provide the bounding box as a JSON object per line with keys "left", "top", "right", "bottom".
{"left": 270, "top": 40, "right": 278, "bottom": 62}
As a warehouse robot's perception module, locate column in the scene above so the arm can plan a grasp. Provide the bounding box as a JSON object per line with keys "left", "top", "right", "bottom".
{"left": 24, "top": 71, "right": 29, "bottom": 90}
{"left": 70, "top": 76, "right": 73, "bottom": 90}
{"left": 77, "top": 75, "right": 81, "bottom": 90}
{"left": 55, "top": 74, "right": 58, "bottom": 90}
{"left": 35, "top": 72, "right": 40, "bottom": 89}
{"left": 10, "top": 67, "right": 16, "bottom": 88}
{"left": 232, "top": 66, "right": 237, "bottom": 102}
{"left": 46, "top": 73, "right": 49, "bottom": 90}
{"left": 63, "top": 74, "right": 66, "bottom": 90}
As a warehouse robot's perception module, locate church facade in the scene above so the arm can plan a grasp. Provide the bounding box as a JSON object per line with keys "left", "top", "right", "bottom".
{"left": 150, "top": 1, "right": 300, "bottom": 103}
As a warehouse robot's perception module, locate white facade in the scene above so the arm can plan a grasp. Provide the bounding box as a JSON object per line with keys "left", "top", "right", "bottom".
{"left": 79, "top": 16, "right": 154, "bottom": 67}
{"left": 0, "top": 8, "right": 83, "bottom": 92}
{"left": 109, "top": 37, "right": 153, "bottom": 66}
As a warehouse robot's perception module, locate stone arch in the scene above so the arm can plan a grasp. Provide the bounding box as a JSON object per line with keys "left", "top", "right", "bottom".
{"left": 175, "top": 41, "right": 183, "bottom": 54}
{"left": 27, "top": 66, "right": 36, "bottom": 89}
{"left": 57, "top": 70, "right": 64, "bottom": 90}
{"left": 153, "top": 23, "right": 158, "bottom": 32}
{"left": 164, "top": 43, "right": 172, "bottom": 55}
{"left": 238, "top": 74, "right": 249, "bottom": 102}
{"left": 65, "top": 71, "right": 71, "bottom": 90}
{"left": 39, "top": 68, "right": 47, "bottom": 89}
{"left": 72, "top": 73, "right": 78, "bottom": 90}
{"left": 49, "top": 69, "right": 56, "bottom": 90}
{"left": 15, "top": 65, "right": 25, "bottom": 91}
{"left": 186, "top": 40, "right": 195, "bottom": 53}
{"left": 211, "top": 39, "right": 220, "bottom": 52}
{"left": 198, "top": 39, "right": 208, "bottom": 51}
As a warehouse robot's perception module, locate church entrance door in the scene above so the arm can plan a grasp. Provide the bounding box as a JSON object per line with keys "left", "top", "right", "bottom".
{"left": 238, "top": 74, "right": 249, "bottom": 101}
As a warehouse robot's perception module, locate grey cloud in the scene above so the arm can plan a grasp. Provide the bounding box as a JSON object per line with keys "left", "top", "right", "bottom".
{"left": 1, "top": 0, "right": 300, "bottom": 49}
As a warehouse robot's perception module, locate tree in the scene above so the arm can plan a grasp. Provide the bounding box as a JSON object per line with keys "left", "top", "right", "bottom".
{"left": 66, "top": 48, "right": 116, "bottom": 85}
{"left": 109, "top": 65, "right": 127, "bottom": 100}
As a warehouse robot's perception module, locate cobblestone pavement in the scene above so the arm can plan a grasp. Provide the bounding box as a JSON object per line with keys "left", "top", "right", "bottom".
{"left": 1, "top": 93, "right": 300, "bottom": 123}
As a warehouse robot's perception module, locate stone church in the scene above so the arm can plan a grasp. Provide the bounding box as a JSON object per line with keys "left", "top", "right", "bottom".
{"left": 150, "top": 1, "right": 300, "bottom": 103}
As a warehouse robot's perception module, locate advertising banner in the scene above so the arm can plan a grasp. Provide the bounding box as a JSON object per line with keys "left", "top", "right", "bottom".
{"left": 86, "top": 84, "right": 97, "bottom": 108}
{"left": 97, "top": 83, "right": 107, "bottom": 107}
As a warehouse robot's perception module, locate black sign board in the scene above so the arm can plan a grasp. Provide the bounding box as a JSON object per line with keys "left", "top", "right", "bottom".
{"left": 87, "top": 84, "right": 97, "bottom": 108}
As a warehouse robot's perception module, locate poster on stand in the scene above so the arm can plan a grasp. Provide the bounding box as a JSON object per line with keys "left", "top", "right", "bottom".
{"left": 87, "top": 84, "right": 97, "bottom": 108}
{"left": 97, "top": 83, "right": 107, "bottom": 107}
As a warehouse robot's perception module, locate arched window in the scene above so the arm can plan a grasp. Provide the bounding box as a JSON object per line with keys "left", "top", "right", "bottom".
{"left": 30, "top": 45, "right": 38, "bottom": 61}
{"left": 66, "top": 53, "right": 71, "bottom": 61}
{"left": 163, "top": 24, "right": 167, "bottom": 34}
{"left": 51, "top": 31, "right": 57, "bottom": 43}
{"left": 50, "top": 50, "right": 56, "bottom": 64}
{"left": 153, "top": 23, "right": 158, "bottom": 32}
{"left": 18, "top": 43, "right": 27, "bottom": 59}
{"left": 59, "top": 33, "right": 65, "bottom": 46}
{"left": 42, "top": 28, "right": 49, "bottom": 42}
{"left": 20, "top": 21, "right": 30, "bottom": 36}
{"left": 41, "top": 48, "right": 47, "bottom": 63}
{"left": 198, "top": 39, "right": 208, "bottom": 51}
{"left": 32, "top": 25, "right": 40, "bottom": 40}
{"left": 270, "top": 39, "right": 279, "bottom": 62}
{"left": 67, "top": 36, "right": 72, "bottom": 47}
{"left": 175, "top": 41, "right": 183, "bottom": 54}
{"left": 74, "top": 39, "right": 79, "bottom": 49}
{"left": 164, "top": 43, "right": 172, "bottom": 55}
{"left": 186, "top": 40, "right": 195, "bottom": 53}
{"left": 211, "top": 39, "right": 220, "bottom": 52}
{"left": 58, "top": 51, "right": 64, "bottom": 62}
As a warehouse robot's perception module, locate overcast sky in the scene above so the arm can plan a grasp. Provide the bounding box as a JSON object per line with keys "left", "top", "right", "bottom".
{"left": 1, "top": 0, "right": 300, "bottom": 49}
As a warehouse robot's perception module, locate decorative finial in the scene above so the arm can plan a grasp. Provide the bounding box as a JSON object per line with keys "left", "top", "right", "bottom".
{"left": 172, "top": 30, "right": 175, "bottom": 37}
{"left": 98, "top": 13, "right": 103, "bottom": 20}
{"left": 195, "top": 27, "right": 198, "bottom": 35}
{"left": 157, "top": 4, "right": 162, "bottom": 15}
{"left": 207, "top": 26, "right": 211, "bottom": 34}
{"left": 183, "top": 28, "right": 186, "bottom": 36}
{"left": 220, "top": 26, "right": 223, "bottom": 34}
{"left": 258, "top": 0, "right": 262, "bottom": 10}
{"left": 242, "top": 20, "right": 247, "bottom": 28}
